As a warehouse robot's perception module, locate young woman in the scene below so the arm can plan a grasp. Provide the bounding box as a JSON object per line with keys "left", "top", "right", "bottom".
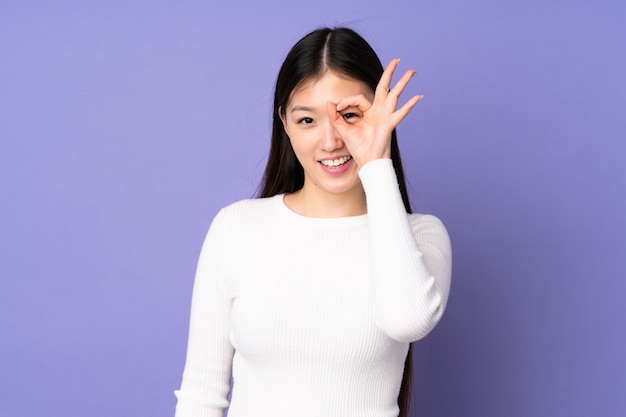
{"left": 175, "top": 27, "right": 451, "bottom": 417}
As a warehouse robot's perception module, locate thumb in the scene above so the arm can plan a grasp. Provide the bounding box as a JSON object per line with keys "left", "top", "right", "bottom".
{"left": 327, "top": 101, "right": 351, "bottom": 137}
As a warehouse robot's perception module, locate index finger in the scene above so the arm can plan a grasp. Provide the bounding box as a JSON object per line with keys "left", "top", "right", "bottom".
{"left": 335, "top": 94, "right": 373, "bottom": 112}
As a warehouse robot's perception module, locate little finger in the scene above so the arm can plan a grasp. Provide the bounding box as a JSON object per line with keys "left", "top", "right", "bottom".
{"left": 391, "top": 94, "right": 423, "bottom": 126}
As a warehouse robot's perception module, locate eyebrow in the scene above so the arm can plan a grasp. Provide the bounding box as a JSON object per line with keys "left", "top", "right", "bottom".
{"left": 290, "top": 106, "right": 315, "bottom": 113}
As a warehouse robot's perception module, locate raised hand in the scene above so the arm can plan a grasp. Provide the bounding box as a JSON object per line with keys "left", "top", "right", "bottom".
{"left": 328, "top": 58, "right": 423, "bottom": 168}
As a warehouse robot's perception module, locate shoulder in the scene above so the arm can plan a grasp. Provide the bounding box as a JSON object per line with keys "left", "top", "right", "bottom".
{"left": 201, "top": 196, "right": 279, "bottom": 250}
{"left": 407, "top": 213, "right": 451, "bottom": 255}
{"left": 210, "top": 195, "right": 280, "bottom": 230}
{"left": 220, "top": 196, "right": 276, "bottom": 216}
{"left": 407, "top": 213, "right": 447, "bottom": 231}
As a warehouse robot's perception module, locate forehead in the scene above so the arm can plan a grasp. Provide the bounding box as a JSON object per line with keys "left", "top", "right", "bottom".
{"left": 287, "top": 71, "right": 373, "bottom": 109}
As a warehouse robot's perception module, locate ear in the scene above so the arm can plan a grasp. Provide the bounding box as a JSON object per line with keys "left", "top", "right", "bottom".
{"left": 278, "top": 106, "right": 291, "bottom": 137}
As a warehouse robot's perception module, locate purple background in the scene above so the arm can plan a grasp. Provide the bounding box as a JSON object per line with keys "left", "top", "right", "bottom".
{"left": 1, "top": 1, "right": 625, "bottom": 416}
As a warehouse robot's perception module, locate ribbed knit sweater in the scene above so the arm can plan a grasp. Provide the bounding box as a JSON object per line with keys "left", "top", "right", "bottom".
{"left": 174, "top": 159, "right": 452, "bottom": 417}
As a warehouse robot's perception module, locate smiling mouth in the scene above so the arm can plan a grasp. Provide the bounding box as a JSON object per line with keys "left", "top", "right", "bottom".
{"left": 319, "top": 156, "right": 352, "bottom": 168}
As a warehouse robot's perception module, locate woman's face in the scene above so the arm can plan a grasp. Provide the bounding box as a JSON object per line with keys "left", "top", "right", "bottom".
{"left": 281, "top": 71, "right": 374, "bottom": 200}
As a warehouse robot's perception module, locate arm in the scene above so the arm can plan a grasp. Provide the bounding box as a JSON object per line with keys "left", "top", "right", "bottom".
{"left": 330, "top": 59, "right": 451, "bottom": 342}
{"left": 175, "top": 210, "right": 234, "bottom": 417}
{"left": 360, "top": 159, "right": 452, "bottom": 343}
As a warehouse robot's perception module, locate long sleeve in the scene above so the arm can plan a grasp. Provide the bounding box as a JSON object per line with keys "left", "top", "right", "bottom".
{"left": 173, "top": 166, "right": 451, "bottom": 416}
{"left": 174, "top": 210, "right": 234, "bottom": 417}
{"left": 359, "top": 158, "right": 452, "bottom": 343}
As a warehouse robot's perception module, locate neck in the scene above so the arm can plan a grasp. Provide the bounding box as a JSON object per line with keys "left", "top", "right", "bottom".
{"left": 284, "top": 185, "right": 367, "bottom": 218}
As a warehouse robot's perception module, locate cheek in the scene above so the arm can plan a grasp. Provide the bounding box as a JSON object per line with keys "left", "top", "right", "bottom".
{"left": 287, "top": 129, "right": 311, "bottom": 150}
{"left": 288, "top": 134, "right": 316, "bottom": 166}
{"left": 288, "top": 137, "right": 306, "bottom": 161}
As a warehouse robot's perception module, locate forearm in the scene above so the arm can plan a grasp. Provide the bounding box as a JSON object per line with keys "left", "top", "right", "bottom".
{"left": 359, "top": 159, "right": 452, "bottom": 342}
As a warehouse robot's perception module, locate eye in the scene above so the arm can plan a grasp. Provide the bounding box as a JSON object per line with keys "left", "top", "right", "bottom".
{"left": 342, "top": 112, "right": 360, "bottom": 123}
{"left": 297, "top": 117, "right": 314, "bottom": 125}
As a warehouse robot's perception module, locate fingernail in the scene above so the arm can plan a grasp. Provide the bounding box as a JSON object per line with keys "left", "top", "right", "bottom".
{"left": 412, "top": 71, "right": 417, "bottom": 77}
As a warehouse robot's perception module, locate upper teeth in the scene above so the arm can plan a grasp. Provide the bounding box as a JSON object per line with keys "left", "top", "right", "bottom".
{"left": 321, "top": 156, "right": 351, "bottom": 167}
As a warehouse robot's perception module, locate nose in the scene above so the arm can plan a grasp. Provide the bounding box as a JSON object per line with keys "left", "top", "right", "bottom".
{"left": 320, "top": 119, "right": 344, "bottom": 152}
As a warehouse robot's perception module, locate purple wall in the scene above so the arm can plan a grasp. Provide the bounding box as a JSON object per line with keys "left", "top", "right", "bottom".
{"left": 1, "top": 1, "right": 624, "bottom": 416}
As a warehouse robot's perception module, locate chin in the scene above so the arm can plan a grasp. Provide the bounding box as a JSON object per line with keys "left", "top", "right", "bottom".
{"left": 321, "top": 181, "right": 363, "bottom": 196}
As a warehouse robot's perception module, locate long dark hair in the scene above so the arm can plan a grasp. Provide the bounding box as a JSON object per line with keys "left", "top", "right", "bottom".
{"left": 258, "top": 27, "right": 414, "bottom": 417}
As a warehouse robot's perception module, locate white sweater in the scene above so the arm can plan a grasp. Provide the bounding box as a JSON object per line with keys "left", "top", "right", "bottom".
{"left": 174, "top": 159, "right": 452, "bottom": 417}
